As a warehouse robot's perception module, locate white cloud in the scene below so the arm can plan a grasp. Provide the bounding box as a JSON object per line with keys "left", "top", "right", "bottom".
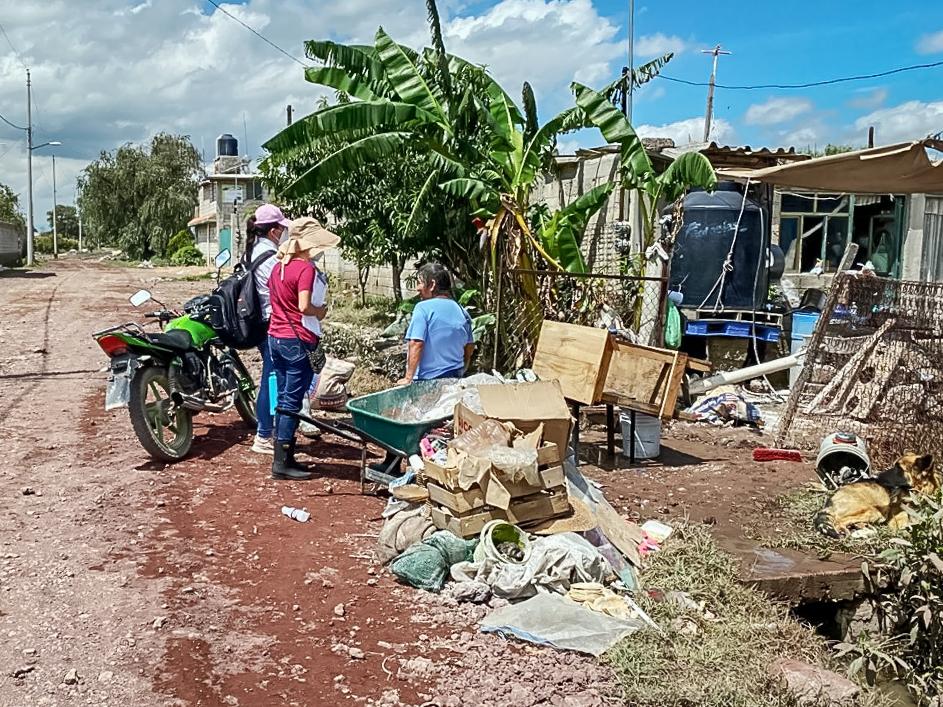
{"left": 636, "top": 117, "right": 735, "bottom": 147}
{"left": 854, "top": 100, "right": 943, "bottom": 143}
{"left": 916, "top": 30, "right": 943, "bottom": 55}
{"left": 634, "top": 32, "right": 689, "bottom": 58}
{"left": 446, "top": 0, "right": 622, "bottom": 97}
{"left": 0, "top": 0, "right": 628, "bottom": 229}
{"left": 744, "top": 97, "right": 813, "bottom": 126}
{"left": 848, "top": 87, "right": 888, "bottom": 111}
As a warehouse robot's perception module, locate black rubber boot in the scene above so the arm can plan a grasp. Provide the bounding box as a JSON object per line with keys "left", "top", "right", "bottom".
{"left": 271, "top": 441, "right": 314, "bottom": 481}
{"left": 286, "top": 439, "right": 313, "bottom": 473}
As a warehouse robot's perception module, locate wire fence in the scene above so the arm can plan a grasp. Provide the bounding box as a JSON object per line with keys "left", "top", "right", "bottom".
{"left": 489, "top": 268, "right": 667, "bottom": 374}
{"left": 779, "top": 274, "right": 943, "bottom": 467}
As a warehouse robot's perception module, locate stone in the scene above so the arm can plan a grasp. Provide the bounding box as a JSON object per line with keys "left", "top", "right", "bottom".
{"left": 769, "top": 659, "right": 860, "bottom": 706}
{"left": 333, "top": 603, "right": 345, "bottom": 617}
{"left": 11, "top": 666, "right": 35, "bottom": 678}
{"left": 63, "top": 669, "right": 80, "bottom": 685}
{"left": 98, "top": 671, "right": 114, "bottom": 683}
{"left": 152, "top": 617, "right": 166, "bottom": 630}
{"left": 348, "top": 647, "right": 365, "bottom": 660}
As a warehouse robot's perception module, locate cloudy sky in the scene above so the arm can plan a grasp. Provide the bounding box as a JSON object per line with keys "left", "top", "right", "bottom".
{"left": 1, "top": 0, "right": 942, "bottom": 230}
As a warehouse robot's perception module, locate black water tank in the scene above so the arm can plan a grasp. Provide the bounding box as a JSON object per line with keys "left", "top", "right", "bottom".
{"left": 216, "top": 133, "right": 238, "bottom": 157}
{"left": 667, "top": 182, "right": 769, "bottom": 311}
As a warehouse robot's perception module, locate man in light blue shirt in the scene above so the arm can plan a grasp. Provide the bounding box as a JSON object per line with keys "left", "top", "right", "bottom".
{"left": 397, "top": 263, "right": 475, "bottom": 385}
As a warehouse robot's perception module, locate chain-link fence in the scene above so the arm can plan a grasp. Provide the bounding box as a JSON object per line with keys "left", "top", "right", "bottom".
{"left": 779, "top": 274, "right": 943, "bottom": 468}
{"left": 489, "top": 268, "right": 666, "bottom": 374}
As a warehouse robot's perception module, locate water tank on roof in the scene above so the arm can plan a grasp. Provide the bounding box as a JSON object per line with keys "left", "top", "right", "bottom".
{"left": 667, "top": 181, "right": 770, "bottom": 311}
{"left": 216, "top": 133, "right": 238, "bottom": 157}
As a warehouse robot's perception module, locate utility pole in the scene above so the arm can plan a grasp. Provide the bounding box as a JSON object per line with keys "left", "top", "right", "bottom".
{"left": 626, "top": 0, "right": 635, "bottom": 122}
{"left": 286, "top": 104, "right": 293, "bottom": 126}
{"left": 76, "top": 189, "right": 83, "bottom": 252}
{"left": 25, "top": 69, "right": 34, "bottom": 266}
{"left": 702, "top": 45, "right": 731, "bottom": 143}
{"left": 51, "top": 153, "right": 58, "bottom": 259}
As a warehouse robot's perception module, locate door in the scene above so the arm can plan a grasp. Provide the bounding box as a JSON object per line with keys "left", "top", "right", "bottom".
{"left": 219, "top": 227, "right": 231, "bottom": 255}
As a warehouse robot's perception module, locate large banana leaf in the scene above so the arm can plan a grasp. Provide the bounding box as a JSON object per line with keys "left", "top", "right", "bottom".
{"left": 264, "top": 101, "right": 434, "bottom": 155}
{"left": 631, "top": 53, "right": 673, "bottom": 89}
{"left": 375, "top": 28, "right": 446, "bottom": 124}
{"left": 304, "top": 41, "right": 392, "bottom": 97}
{"left": 402, "top": 168, "right": 440, "bottom": 239}
{"left": 439, "top": 177, "right": 492, "bottom": 201}
{"left": 539, "top": 182, "right": 614, "bottom": 273}
{"left": 572, "top": 82, "right": 653, "bottom": 189}
{"left": 283, "top": 132, "right": 412, "bottom": 197}
{"left": 304, "top": 67, "right": 381, "bottom": 102}
{"left": 658, "top": 151, "right": 717, "bottom": 202}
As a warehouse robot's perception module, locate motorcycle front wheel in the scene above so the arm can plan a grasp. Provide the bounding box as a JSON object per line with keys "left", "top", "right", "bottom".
{"left": 128, "top": 365, "right": 194, "bottom": 462}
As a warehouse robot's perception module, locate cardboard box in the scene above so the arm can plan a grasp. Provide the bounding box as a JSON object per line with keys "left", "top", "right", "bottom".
{"left": 426, "top": 465, "right": 566, "bottom": 514}
{"left": 422, "top": 442, "right": 561, "bottom": 490}
{"left": 453, "top": 381, "right": 573, "bottom": 458}
{"left": 431, "top": 490, "right": 571, "bottom": 538}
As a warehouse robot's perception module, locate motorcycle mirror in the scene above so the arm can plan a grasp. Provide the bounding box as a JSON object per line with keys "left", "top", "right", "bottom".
{"left": 129, "top": 290, "right": 152, "bottom": 307}
{"left": 215, "top": 249, "right": 231, "bottom": 270}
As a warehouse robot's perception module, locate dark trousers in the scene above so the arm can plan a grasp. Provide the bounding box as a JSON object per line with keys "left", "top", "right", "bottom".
{"left": 269, "top": 336, "right": 315, "bottom": 443}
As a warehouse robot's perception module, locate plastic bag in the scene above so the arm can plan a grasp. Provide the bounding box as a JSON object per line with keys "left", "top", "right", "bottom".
{"left": 390, "top": 530, "right": 478, "bottom": 592}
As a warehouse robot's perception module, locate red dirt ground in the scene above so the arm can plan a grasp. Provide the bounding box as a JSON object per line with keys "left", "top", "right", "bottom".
{"left": 0, "top": 259, "right": 822, "bottom": 706}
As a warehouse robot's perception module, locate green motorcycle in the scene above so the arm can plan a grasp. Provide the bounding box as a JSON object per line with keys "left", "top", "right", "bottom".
{"left": 92, "top": 249, "right": 257, "bottom": 462}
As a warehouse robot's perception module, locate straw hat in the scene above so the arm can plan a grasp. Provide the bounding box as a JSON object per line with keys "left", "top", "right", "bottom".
{"left": 275, "top": 217, "right": 340, "bottom": 263}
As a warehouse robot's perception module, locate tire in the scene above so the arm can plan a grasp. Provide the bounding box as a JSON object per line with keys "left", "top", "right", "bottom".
{"left": 128, "top": 365, "right": 193, "bottom": 462}
{"left": 227, "top": 350, "right": 258, "bottom": 428}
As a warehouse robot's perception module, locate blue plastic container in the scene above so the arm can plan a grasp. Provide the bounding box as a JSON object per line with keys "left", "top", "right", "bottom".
{"left": 789, "top": 311, "right": 820, "bottom": 386}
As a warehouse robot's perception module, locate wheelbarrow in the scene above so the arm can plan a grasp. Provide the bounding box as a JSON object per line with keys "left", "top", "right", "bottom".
{"left": 276, "top": 379, "right": 455, "bottom": 494}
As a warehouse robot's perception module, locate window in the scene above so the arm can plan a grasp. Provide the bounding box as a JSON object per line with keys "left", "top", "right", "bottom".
{"left": 922, "top": 211, "right": 943, "bottom": 282}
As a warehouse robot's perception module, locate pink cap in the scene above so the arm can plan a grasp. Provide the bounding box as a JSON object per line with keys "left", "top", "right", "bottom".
{"left": 254, "top": 203, "right": 291, "bottom": 229}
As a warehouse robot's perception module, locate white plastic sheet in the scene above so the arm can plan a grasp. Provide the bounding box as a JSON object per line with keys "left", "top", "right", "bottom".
{"left": 480, "top": 593, "right": 643, "bottom": 657}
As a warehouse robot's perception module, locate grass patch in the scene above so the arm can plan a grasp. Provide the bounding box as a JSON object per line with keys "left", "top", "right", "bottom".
{"left": 743, "top": 485, "right": 897, "bottom": 558}
{"left": 607, "top": 523, "right": 888, "bottom": 707}
{"left": 330, "top": 296, "right": 396, "bottom": 328}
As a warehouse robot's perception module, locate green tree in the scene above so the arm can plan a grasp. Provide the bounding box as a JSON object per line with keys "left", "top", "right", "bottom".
{"left": 46, "top": 205, "right": 79, "bottom": 239}
{"left": 78, "top": 133, "right": 203, "bottom": 259}
{"left": 0, "top": 182, "right": 26, "bottom": 230}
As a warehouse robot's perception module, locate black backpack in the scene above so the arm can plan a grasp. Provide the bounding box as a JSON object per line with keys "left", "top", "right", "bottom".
{"left": 206, "top": 250, "right": 275, "bottom": 349}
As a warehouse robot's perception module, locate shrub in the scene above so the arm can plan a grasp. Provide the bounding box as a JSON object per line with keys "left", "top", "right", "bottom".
{"left": 862, "top": 492, "right": 943, "bottom": 704}
{"left": 35, "top": 235, "right": 79, "bottom": 253}
{"left": 170, "top": 245, "right": 205, "bottom": 266}
{"left": 166, "top": 229, "right": 194, "bottom": 257}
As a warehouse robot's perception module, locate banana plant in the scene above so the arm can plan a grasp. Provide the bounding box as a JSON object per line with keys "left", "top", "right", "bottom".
{"left": 572, "top": 81, "right": 717, "bottom": 252}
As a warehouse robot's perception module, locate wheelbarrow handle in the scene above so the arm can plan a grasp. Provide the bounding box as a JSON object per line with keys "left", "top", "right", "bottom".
{"left": 275, "top": 407, "right": 407, "bottom": 458}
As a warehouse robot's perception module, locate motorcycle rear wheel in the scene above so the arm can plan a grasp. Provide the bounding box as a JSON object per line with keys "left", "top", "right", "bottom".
{"left": 129, "top": 365, "right": 193, "bottom": 462}
{"left": 227, "top": 350, "right": 258, "bottom": 428}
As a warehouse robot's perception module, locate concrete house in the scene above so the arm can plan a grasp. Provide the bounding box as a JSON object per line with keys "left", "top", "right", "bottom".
{"left": 188, "top": 134, "right": 267, "bottom": 265}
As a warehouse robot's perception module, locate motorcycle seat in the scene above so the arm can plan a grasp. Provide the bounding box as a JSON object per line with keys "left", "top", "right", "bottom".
{"left": 150, "top": 329, "right": 194, "bottom": 352}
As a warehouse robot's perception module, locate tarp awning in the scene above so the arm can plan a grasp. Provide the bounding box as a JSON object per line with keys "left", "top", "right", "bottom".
{"left": 718, "top": 139, "right": 943, "bottom": 194}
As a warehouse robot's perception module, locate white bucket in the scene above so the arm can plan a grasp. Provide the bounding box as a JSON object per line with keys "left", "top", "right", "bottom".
{"left": 620, "top": 411, "right": 662, "bottom": 460}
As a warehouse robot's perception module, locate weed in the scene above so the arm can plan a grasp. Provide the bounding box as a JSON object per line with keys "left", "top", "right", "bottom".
{"left": 607, "top": 523, "right": 887, "bottom": 707}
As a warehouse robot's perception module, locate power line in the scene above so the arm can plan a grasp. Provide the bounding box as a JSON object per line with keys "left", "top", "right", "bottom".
{"left": 658, "top": 59, "right": 943, "bottom": 90}
{"left": 0, "top": 110, "right": 26, "bottom": 131}
{"left": 203, "top": 0, "right": 307, "bottom": 68}
{"left": 0, "top": 21, "right": 27, "bottom": 68}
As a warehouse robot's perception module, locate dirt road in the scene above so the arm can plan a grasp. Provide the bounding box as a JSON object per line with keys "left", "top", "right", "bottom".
{"left": 0, "top": 260, "right": 818, "bottom": 707}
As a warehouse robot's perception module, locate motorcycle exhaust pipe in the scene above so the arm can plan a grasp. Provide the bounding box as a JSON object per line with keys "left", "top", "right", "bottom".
{"left": 171, "top": 392, "right": 228, "bottom": 414}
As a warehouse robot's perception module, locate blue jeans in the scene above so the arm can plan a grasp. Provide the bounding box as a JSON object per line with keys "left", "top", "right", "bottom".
{"left": 269, "top": 336, "right": 315, "bottom": 443}
{"left": 255, "top": 337, "right": 275, "bottom": 439}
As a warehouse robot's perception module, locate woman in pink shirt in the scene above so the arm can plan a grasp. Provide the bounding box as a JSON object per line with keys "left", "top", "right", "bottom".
{"left": 267, "top": 217, "right": 339, "bottom": 481}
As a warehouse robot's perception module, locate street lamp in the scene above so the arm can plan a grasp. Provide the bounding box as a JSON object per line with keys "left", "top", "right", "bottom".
{"left": 26, "top": 139, "right": 61, "bottom": 266}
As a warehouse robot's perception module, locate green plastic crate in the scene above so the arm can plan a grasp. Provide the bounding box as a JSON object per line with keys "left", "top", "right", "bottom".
{"left": 346, "top": 379, "right": 456, "bottom": 455}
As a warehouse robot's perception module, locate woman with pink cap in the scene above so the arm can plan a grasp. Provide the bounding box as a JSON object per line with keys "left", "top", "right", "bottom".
{"left": 243, "top": 203, "right": 291, "bottom": 456}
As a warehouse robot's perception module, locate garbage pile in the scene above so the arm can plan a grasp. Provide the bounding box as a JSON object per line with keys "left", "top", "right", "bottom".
{"left": 372, "top": 379, "right": 676, "bottom": 656}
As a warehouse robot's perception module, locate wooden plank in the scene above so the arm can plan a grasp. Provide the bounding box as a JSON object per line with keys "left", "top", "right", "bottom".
{"left": 803, "top": 318, "right": 896, "bottom": 414}
{"left": 431, "top": 491, "right": 571, "bottom": 538}
{"left": 427, "top": 466, "right": 566, "bottom": 515}
{"left": 846, "top": 339, "right": 907, "bottom": 419}
{"left": 532, "top": 321, "right": 612, "bottom": 404}
{"left": 685, "top": 356, "right": 713, "bottom": 373}
{"left": 659, "top": 351, "right": 688, "bottom": 419}
{"left": 603, "top": 340, "right": 688, "bottom": 420}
